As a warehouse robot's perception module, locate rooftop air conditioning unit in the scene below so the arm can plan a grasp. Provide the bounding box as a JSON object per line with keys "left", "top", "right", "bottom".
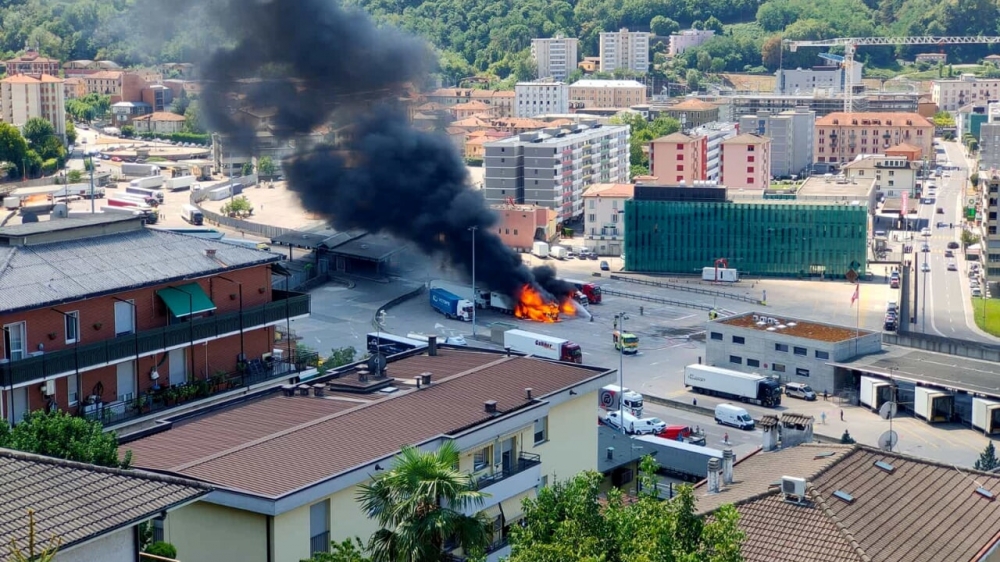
{"left": 41, "top": 380, "right": 55, "bottom": 396}
{"left": 781, "top": 476, "right": 806, "bottom": 501}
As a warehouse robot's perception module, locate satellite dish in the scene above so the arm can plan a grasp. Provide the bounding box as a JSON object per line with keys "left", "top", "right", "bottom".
{"left": 367, "top": 353, "right": 387, "bottom": 375}
{"left": 879, "top": 401, "right": 898, "bottom": 420}
{"left": 877, "top": 430, "right": 899, "bottom": 451}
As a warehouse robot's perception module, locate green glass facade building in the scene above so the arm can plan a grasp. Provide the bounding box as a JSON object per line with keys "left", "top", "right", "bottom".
{"left": 624, "top": 200, "right": 868, "bottom": 278}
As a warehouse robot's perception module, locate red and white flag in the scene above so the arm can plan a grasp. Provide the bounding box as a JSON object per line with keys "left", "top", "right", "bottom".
{"left": 850, "top": 284, "right": 859, "bottom": 306}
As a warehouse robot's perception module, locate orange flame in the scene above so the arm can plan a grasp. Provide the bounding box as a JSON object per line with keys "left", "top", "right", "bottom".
{"left": 515, "top": 285, "right": 561, "bottom": 323}
{"left": 560, "top": 292, "right": 578, "bottom": 315}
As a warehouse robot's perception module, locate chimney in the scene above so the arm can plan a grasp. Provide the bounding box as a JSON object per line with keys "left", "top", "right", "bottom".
{"left": 525, "top": 388, "right": 533, "bottom": 400}
{"left": 606, "top": 447, "right": 614, "bottom": 461}
{"left": 505, "top": 347, "right": 511, "bottom": 357}
{"left": 421, "top": 372, "right": 432, "bottom": 386}
{"left": 428, "top": 335, "right": 437, "bottom": 356}
{"left": 722, "top": 449, "right": 735, "bottom": 485}
{"left": 205, "top": 248, "right": 217, "bottom": 258}
{"left": 484, "top": 400, "right": 497, "bottom": 414}
{"left": 707, "top": 458, "right": 722, "bottom": 494}
{"left": 415, "top": 376, "right": 422, "bottom": 389}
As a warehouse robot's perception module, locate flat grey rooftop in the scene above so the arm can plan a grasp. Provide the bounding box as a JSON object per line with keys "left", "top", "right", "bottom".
{"left": 0, "top": 214, "right": 135, "bottom": 236}
{"left": 831, "top": 346, "right": 1000, "bottom": 395}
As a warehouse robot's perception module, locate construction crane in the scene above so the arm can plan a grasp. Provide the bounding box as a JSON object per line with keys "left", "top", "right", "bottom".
{"left": 784, "top": 36, "right": 1000, "bottom": 113}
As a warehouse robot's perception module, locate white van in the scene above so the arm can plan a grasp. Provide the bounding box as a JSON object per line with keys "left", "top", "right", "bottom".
{"left": 784, "top": 382, "right": 817, "bottom": 401}
{"left": 605, "top": 411, "right": 665, "bottom": 435}
{"left": 715, "top": 403, "right": 755, "bottom": 430}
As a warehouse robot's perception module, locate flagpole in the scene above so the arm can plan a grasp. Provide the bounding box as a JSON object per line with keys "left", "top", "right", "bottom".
{"left": 855, "top": 282, "right": 860, "bottom": 357}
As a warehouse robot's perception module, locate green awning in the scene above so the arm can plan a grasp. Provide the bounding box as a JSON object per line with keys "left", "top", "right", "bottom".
{"left": 157, "top": 283, "right": 216, "bottom": 318}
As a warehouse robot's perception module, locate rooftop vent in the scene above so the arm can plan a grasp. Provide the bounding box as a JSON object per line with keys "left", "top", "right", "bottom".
{"left": 814, "top": 452, "right": 836, "bottom": 459}
{"left": 205, "top": 248, "right": 217, "bottom": 257}
{"left": 525, "top": 388, "right": 533, "bottom": 400}
{"left": 874, "top": 460, "right": 895, "bottom": 473}
{"left": 606, "top": 447, "right": 614, "bottom": 461}
{"left": 420, "top": 372, "right": 432, "bottom": 386}
{"left": 484, "top": 400, "right": 497, "bottom": 414}
{"left": 833, "top": 490, "right": 855, "bottom": 504}
{"left": 976, "top": 487, "right": 996, "bottom": 501}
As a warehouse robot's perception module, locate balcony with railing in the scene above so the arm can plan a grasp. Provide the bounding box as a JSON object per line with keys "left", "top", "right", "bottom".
{"left": 473, "top": 452, "right": 541, "bottom": 492}
{"left": 0, "top": 292, "right": 311, "bottom": 388}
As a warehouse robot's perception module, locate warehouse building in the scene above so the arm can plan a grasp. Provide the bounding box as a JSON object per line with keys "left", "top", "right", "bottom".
{"left": 623, "top": 185, "right": 868, "bottom": 278}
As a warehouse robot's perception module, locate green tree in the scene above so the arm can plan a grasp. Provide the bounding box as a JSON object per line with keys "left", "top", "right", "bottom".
{"left": 650, "top": 15, "right": 681, "bottom": 37}
{"left": 975, "top": 442, "right": 999, "bottom": 471}
{"left": 23, "top": 117, "right": 56, "bottom": 149}
{"left": 221, "top": 195, "right": 254, "bottom": 218}
{"left": 303, "top": 538, "right": 370, "bottom": 562}
{"left": 258, "top": 156, "right": 276, "bottom": 178}
{"left": 67, "top": 169, "right": 83, "bottom": 183}
{"left": 143, "top": 542, "right": 178, "bottom": 559}
{"left": 686, "top": 68, "right": 703, "bottom": 91}
{"left": 0, "top": 122, "right": 29, "bottom": 179}
{"left": 242, "top": 161, "right": 255, "bottom": 176}
{"left": 932, "top": 111, "right": 956, "bottom": 128}
{"left": 971, "top": 172, "right": 980, "bottom": 187}
{"left": 65, "top": 121, "right": 77, "bottom": 145}
{"left": 704, "top": 16, "right": 725, "bottom": 34}
{"left": 0, "top": 410, "right": 131, "bottom": 469}
{"left": 319, "top": 346, "right": 357, "bottom": 375}
{"left": 357, "top": 442, "right": 489, "bottom": 562}
{"left": 961, "top": 230, "right": 981, "bottom": 248}
{"left": 9, "top": 510, "right": 60, "bottom": 562}
{"left": 171, "top": 90, "right": 191, "bottom": 116}
{"left": 121, "top": 125, "right": 136, "bottom": 138}
{"left": 507, "top": 463, "right": 744, "bottom": 562}
{"left": 184, "top": 101, "right": 206, "bottom": 134}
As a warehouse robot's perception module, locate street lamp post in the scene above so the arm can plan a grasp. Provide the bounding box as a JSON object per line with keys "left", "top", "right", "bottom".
{"left": 615, "top": 312, "right": 628, "bottom": 435}
{"left": 469, "top": 226, "right": 477, "bottom": 337}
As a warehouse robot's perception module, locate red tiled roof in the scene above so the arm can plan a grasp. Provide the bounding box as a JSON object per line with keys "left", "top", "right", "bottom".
{"left": 128, "top": 350, "right": 608, "bottom": 497}
{"left": 815, "top": 112, "right": 933, "bottom": 127}
{"left": 669, "top": 99, "right": 718, "bottom": 111}
{"left": 86, "top": 70, "right": 124, "bottom": 80}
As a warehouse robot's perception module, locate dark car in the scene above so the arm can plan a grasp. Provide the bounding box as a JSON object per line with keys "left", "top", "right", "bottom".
{"left": 937, "top": 207, "right": 944, "bottom": 214}
{"left": 600, "top": 260, "right": 610, "bottom": 271}
{"left": 945, "top": 250, "right": 954, "bottom": 258}
{"left": 948, "top": 241, "right": 960, "bottom": 249}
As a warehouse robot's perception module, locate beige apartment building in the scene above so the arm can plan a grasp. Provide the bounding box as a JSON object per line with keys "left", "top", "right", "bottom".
{"left": 568, "top": 79, "right": 646, "bottom": 109}
{"left": 648, "top": 132, "right": 706, "bottom": 185}
{"left": 0, "top": 74, "right": 66, "bottom": 139}
{"left": 720, "top": 133, "right": 771, "bottom": 190}
{"left": 932, "top": 75, "right": 1000, "bottom": 112}
{"left": 814, "top": 112, "right": 934, "bottom": 167}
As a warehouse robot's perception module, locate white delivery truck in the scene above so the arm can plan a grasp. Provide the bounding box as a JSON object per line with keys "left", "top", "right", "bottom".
{"left": 683, "top": 364, "right": 782, "bottom": 407}
{"left": 859, "top": 376, "right": 892, "bottom": 411}
{"left": 598, "top": 384, "right": 644, "bottom": 416}
{"left": 715, "top": 403, "right": 755, "bottom": 430}
{"left": 972, "top": 397, "right": 1000, "bottom": 435}
{"left": 502, "top": 329, "right": 583, "bottom": 363}
{"left": 913, "top": 386, "right": 953, "bottom": 423}
{"left": 702, "top": 267, "right": 739, "bottom": 282}
{"left": 532, "top": 241, "right": 550, "bottom": 258}
{"left": 549, "top": 245, "right": 569, "bottom": 260}
{"left": 165, "top": 175, "right": 196, "bottom": 191}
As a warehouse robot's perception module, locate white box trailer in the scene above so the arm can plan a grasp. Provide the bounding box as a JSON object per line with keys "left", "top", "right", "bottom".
{"left": 633, "top": 435, "right": 724, "bottom": 482}
{"left": 859, "top": 376, "right": 892, "bottom": 411}
{"left": 121, "top": 163, "right": 160, "bottom": 177}
{"left": 130, "top": 176, "right": 165, "bottom": 190}
{"left": 165, "top": 175, "right": 195, "bottom": 191}
{"left": 549, "top": 245, "right": 568, "bottom": 260}
{"left": 702, "top": 267, "right": 739, "bottom": 282}
{"left": 913, "top": 386, "right": 954, "bottom": 423}
{"left": 532, "top": 241, "right": 549, "bottom": 258}
{"left": 973, "top": 397, "right": 1000, "bottom": 435}
{"left": 683, "top": 364, "right": 782, "bottom": 407}
{"left": 489, "top": 291, "right": 516, "bottom": 314}
{"left": 502, "top": 329, "right": 582, "bottom": 363}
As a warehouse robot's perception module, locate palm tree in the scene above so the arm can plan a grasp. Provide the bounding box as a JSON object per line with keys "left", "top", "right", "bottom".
{"left": 358, "top": 442, "right": 490, "bottom": 562}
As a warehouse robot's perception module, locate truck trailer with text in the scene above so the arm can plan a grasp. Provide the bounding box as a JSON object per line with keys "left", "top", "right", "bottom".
{"left": 502, "top": 329, "right": 582, "bottom": 363}
{"left": 683, "top": 364, "right": 781, "bottom": 407}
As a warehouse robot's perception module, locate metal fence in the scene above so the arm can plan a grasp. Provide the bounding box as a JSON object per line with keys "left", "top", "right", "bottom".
{"left": 609, "top": 275, "right": 761, "bottom": 304}
{"left": 187, "top": 174, "right": 293, "bottom": 240}
{"left": 600, "top": 288, "right": 714, "bottom": 311}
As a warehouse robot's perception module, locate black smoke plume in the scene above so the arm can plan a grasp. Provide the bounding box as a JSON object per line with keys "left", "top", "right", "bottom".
{"left": 197, "top": 0, "right": 573, "bottom": 302}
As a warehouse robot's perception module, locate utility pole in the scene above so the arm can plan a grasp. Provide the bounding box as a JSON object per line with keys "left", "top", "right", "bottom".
{"left": 469, "top": 225, "right": 478, "bottom": 337}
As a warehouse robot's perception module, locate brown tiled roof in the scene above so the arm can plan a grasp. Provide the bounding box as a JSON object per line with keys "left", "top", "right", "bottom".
{"left": 129, "top": 350, "right": 608, "bottom": 497}
{"left": 651, "top": 132, "right": 696, "bottom": 144}
{"left": 779, "top": 413, "right": 814, "bottom": 427}
{"left": 699, "top": 444, "right": 1000, "bottom": 562}
{"left": 722, "top": 133, "right": 770, "bottom": 145}
{"left": 815, "top": 112, "right": 933, "bottom": 127}
{"left": 86, "top": 70, "right": 124, "bottom": 80}
{"left": 452, "top": 116, "right": 490, "bottom": 128}
{"left": 886, "top": 142, "right": 922, "bottom": 152}
{"left": 669, "top": 99, "right": 718, "bottom": 111}
{"left": 0, "top": 448, "right": 209, "bottom": 551}
{"left": 452, "top": 100, "right": 492, "bottom": 110}
{"left": 582, "top": 183, "right": 634, "bottom": 198}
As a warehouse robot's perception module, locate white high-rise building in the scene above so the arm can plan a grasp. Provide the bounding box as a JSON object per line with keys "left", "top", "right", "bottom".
{"left": 738, "top": 108, "right": 816, "bottom": 178}
{"left": 483, "top": 121, "right": 631, "bottom": 221}
{"left": 599, "top": 28, "right": 650, "bottom": 74}
{"left": 531, "top": 36, "right": 579, "bottom": 81}
{"left": 514, "top": 80, "right": 569, "bottom": 118}
{"left": 0, "top": 74, "right": 66, "bottom": 140}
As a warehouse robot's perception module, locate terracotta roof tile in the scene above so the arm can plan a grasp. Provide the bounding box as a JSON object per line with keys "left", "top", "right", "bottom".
{"left": 815, "top": 112, "right": 933, "bottom": 127}
{"left": 85, "top": 70, "right": 124, "bottom": 80}
{"left": 582, "top": 183, "right": 634, "bottom": 198}
{"left": 669, "top": 99, "right": 718, "bottom": 111}
{"left": 651, "top": 132, "right": 696, "bottom": 144}
{"left": 129, "top": 350, "right": 609, "bottom": 498}
{"left": 722, "top": 133, "right": 770, "bottom": 145}
{"left": 452, "top": 100, "right": 492, "bottom": 110}
{"left": 0, "top": 449, "right": 208, "bottom": 551}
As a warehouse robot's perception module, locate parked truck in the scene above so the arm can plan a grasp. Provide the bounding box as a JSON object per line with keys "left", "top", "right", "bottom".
{"left": 913, "top": 386, "right": 954, "bottom": 423}
{"left": 428, "top": 281, "right": 489, "bottom": 309}
{"left": 633, "top": 435, "right": 724, "bottom": 481}
{"left": 531, "top": 241, "right": 549, "bottom": 259}
{"left": 565, "top": 279, "right": 602, "bottom": 304}
{"left": 549, "top": 245, "right": 569, "bottom": 260}
{"left": 612, "top": 330, "right": 639, "bottom": 354}
{"left": 129, "top": 176, "right": 166, "bottom": 191}
{"left": 702, "top": 267, "right": 740, "bottom": 282}
{"left": 429, "top": 288, "right": 474, "bottom": 322}
{"left": 121, "top": 163, "right": 161, "bottom": 177}
{"left": 489, "top": 291, "right": 517, "bottom": 314}
{"left": 598, "top": 384, "right": 644, "bottom": 416}
{"left": 165, "top": 175, "right": 196, "bottom": 192}
{"left": 502, "top": 329, "right": 582, "bottom": 363}
{"left": 859, "top": 376, "right": 893, "bottom": 411}
{"left": 973, "top": 398, "right": 1000, "bottom": 435}
{"left": 683, "top": 364, "right": 782, "bottom": 407}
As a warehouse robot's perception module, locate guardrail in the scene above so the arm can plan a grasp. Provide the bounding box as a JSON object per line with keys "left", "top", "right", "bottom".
{"left": 609, "top": 275, "right": 761, "bottom": 304}
{"left": 600, "top": 288, "right": 714, "bottom": 311}
{"left": 0, "top": 294, "right": 311, "bottom": 387}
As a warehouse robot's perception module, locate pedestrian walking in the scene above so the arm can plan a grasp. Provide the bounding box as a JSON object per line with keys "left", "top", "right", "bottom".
{"left": 823, "top": 390, "right": 828, "bottom": 401}
{"left": 821, "top": 411, "right": 827, "bottom": 425}
{"left": 723, "top": 432, "right": 729, "bottom": 445}
{"left": 693, "top": 398, "right": 698, "bottom": 407}
{"left": 840, "top": 409, "right": 844, "bottom": 422}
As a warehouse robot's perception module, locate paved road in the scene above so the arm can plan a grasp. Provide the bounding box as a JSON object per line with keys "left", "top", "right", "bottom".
{"left": 914, "top": 140, "right": 993, "bottom": 342}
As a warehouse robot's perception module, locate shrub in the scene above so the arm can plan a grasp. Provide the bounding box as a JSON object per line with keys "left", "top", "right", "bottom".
{"left": 144, "top": 541, "right": 177, "bottom": 559}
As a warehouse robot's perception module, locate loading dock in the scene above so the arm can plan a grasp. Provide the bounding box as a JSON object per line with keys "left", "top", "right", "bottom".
{"left": 913, "top": 386, "right": 954, "bottom": 423}
{"left": 973, "top": 398, "right": 1000, "bottom": 435}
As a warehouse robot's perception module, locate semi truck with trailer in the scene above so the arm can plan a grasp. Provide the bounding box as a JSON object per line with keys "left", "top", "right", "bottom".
{"left": 913, "top": 386, "right": 954, "bottom": 423}
{"left": 702, "top": 267, "right": 740, "bottom": 282}
{"left": 598, "top": 385, "right": 644, "bottom": 416}
{"left": 565, "top": 279, "right": 602, "bottom": 304}
{"left": 683, "top": 364, "right": 782, "bottom": 407}
{"left": 428, "top": 281, "right": 489, "bottom": 309}
{"left": 633, "top": 435, "right": 724, "bottom": 481}
{"left": 502, "top": 329, "right": 582, "bottom": 363}
{"left": 53, "top": 183, "right": 105, "bottom": 199}
{"left": 428, "top": 288, "right": 475, "bottom": 321}
{"left": 121, "top": 163, "right": 161, "bottom": 177}
{"left": 100, "top": 206, "right": 158, "bottom": 224}
{"left": 973, "top": 398, "right": 1000, "bottom": 435}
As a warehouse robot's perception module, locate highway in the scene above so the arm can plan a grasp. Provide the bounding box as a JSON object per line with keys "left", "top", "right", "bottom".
{"left": 913, "top": 140, "right": 993, "bottom": 342}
